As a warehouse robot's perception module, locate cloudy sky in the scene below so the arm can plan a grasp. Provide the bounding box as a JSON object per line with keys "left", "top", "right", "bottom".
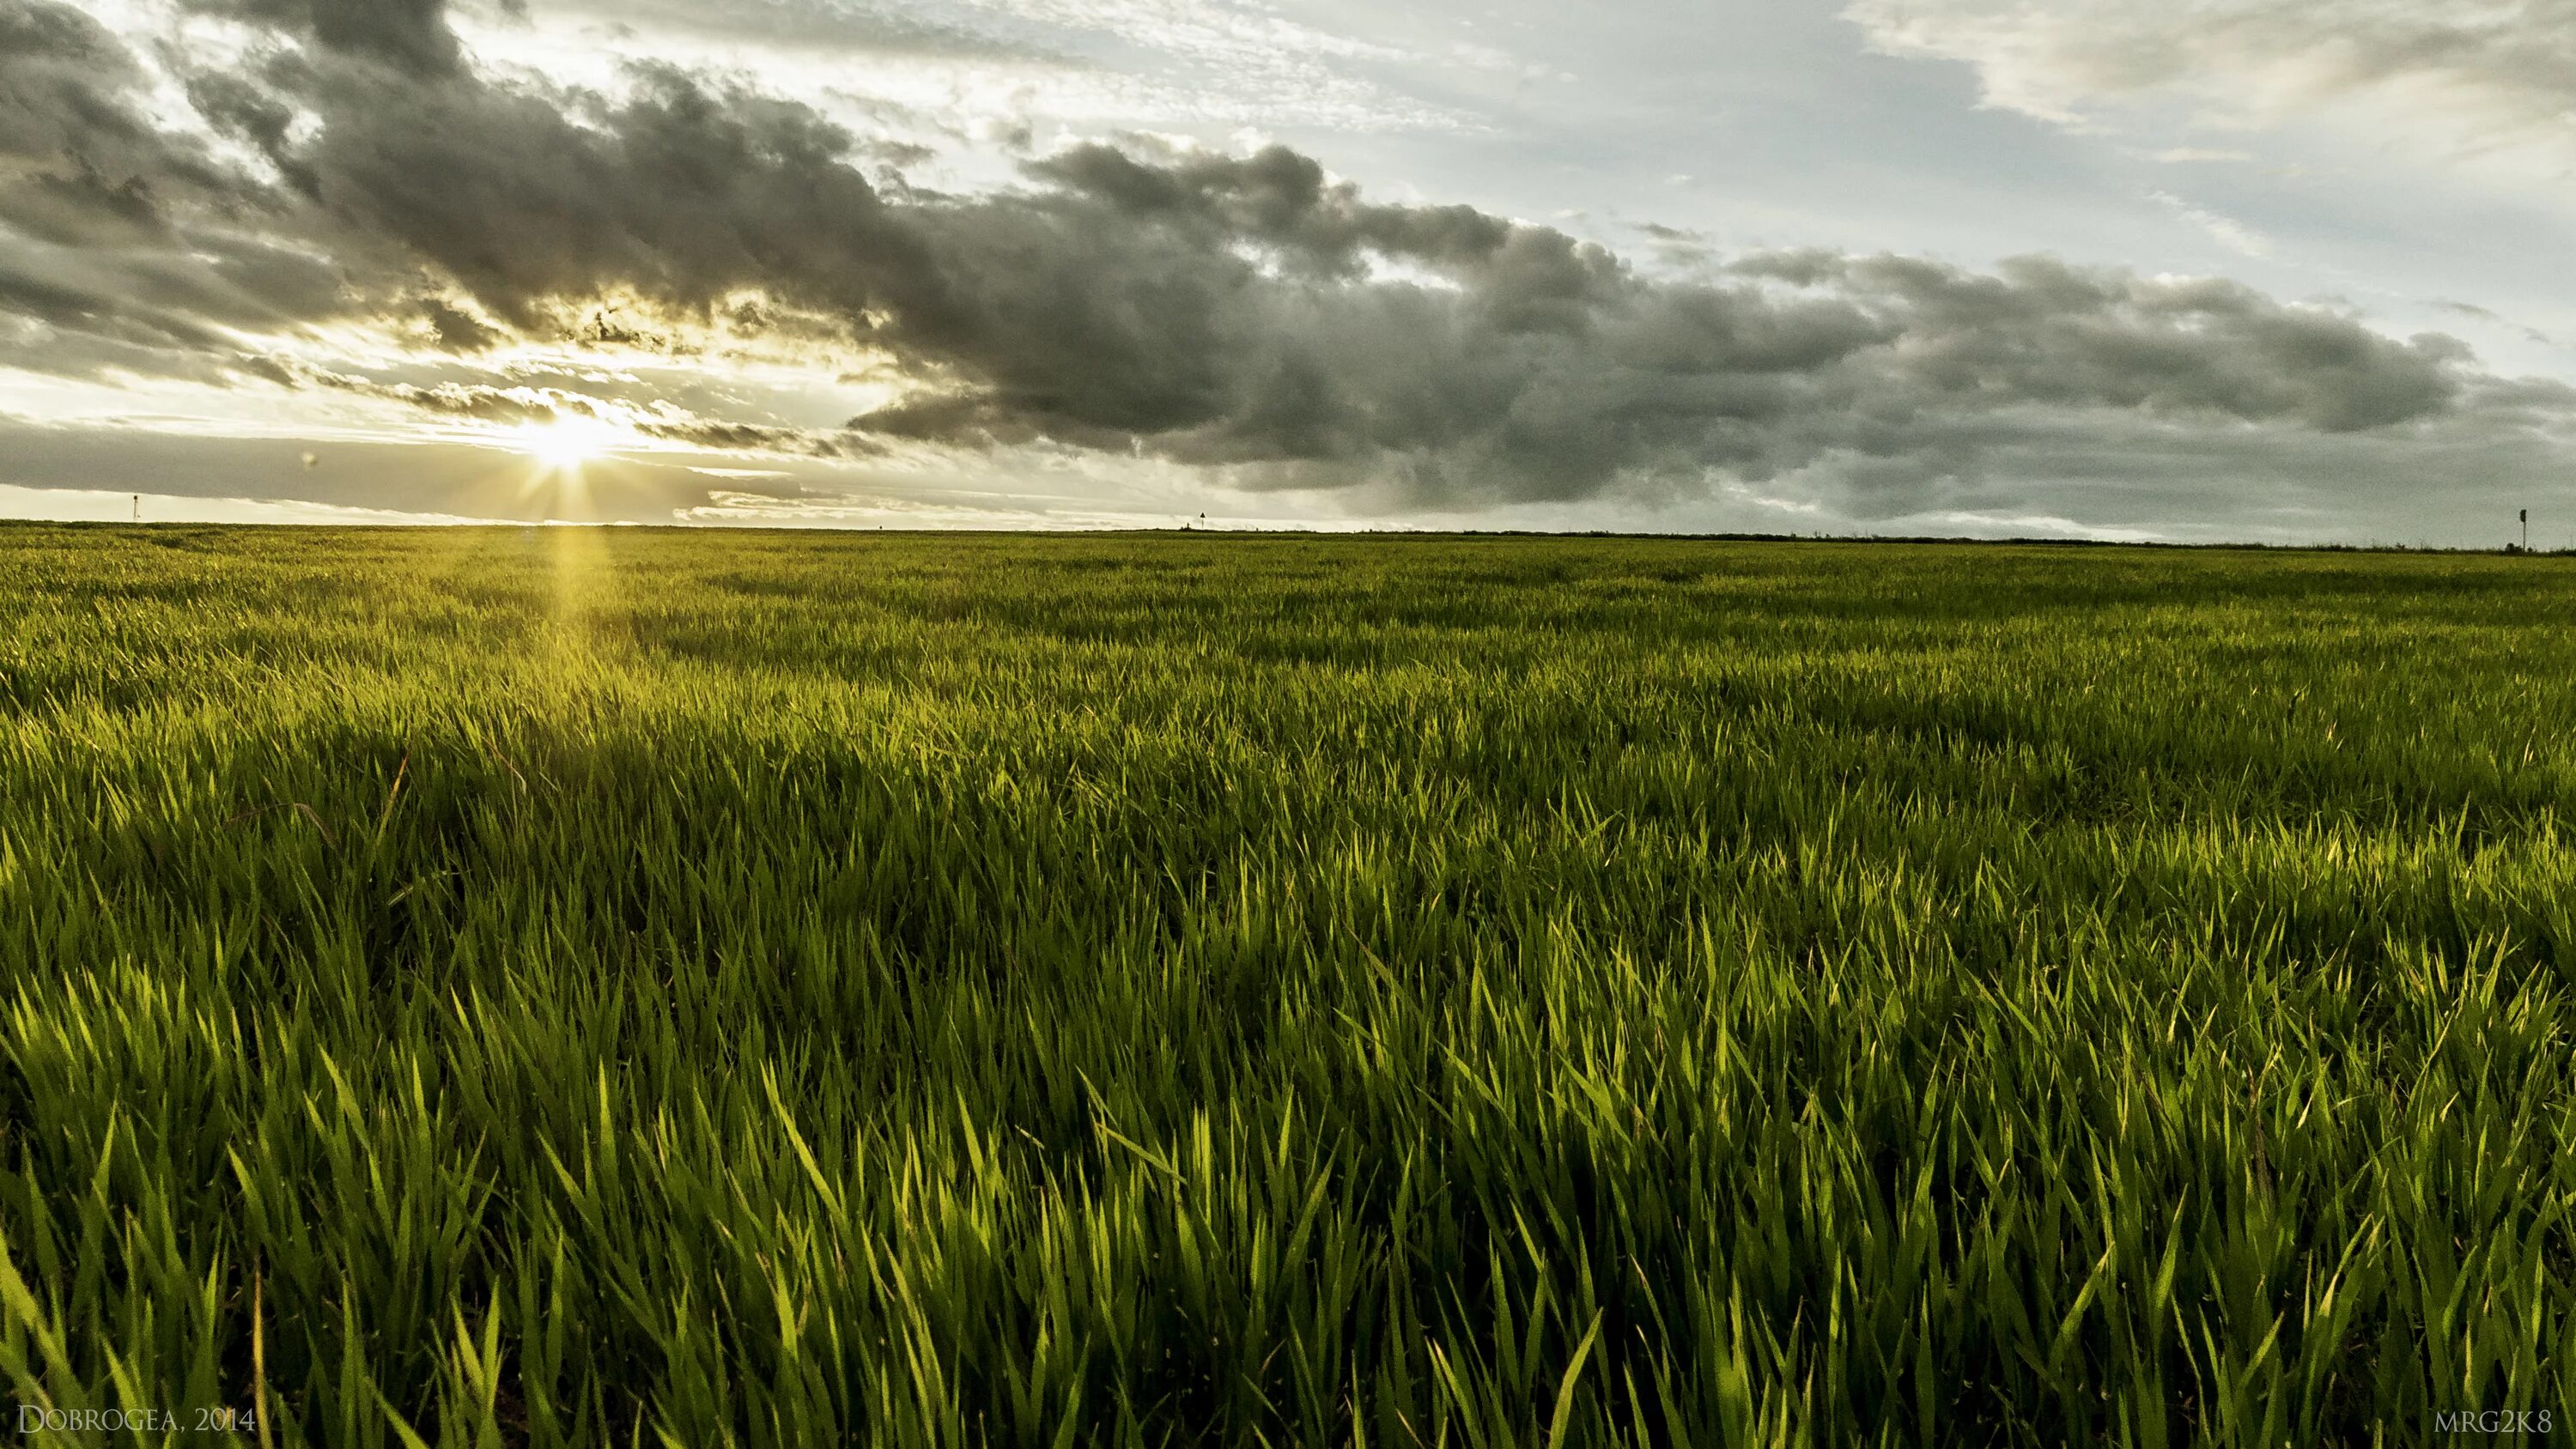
{"left": 5, "top": 0, "right": 2575, "bottom": 541}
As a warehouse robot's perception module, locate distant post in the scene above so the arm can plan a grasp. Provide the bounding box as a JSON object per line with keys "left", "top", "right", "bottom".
{"left": 132, "top": 494, "right": 140, "bottom": 524}
{"left": 2522, "top": 508, "right": 2530, "bottom": 552}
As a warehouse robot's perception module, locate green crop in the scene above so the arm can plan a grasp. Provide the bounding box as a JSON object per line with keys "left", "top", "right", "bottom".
{"left": 1, "top": 523, "right": 2569, "bottom": 1446}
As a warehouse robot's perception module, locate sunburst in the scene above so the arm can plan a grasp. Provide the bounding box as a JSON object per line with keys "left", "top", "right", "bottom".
{"left": 520, "top": 415, "right": 621, "bottom": 472}
{"left": 513, "top": 415, "right": 628, "bottom": 518}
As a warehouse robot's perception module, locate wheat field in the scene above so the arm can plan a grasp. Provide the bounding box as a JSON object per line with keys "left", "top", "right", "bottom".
{"left": 2, "top": 524, "right": 2570, "bottom": 1445}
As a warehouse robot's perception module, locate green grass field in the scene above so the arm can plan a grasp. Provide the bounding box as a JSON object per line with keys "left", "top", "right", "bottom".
{"left": 2, "top": 524, "right": 2571, "bottom": 1446}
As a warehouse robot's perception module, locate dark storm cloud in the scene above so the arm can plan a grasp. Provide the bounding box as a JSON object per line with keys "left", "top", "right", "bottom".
{"left": 271, "top": 59, "right": 962, "bottom": 335}
{"left": 0, "top": 0, "right": 250, "bottom": 241}
{"left": 637, "top": 419, "right": 870, "bottom": 458}
{"left": 1733, "top": 252, "right": 2471, "bottom": 432}
{"left": 183, "top": 0, "right": 489, "bottom": 78}
{"left": 854, "top": 172, "right": 2488, "bottom": 500}
{"left": 416, "top": 294, "right": 502, "bottom": 351}
{"left": 2, "top": 2, "right": 159, "bottom": 160}
{"left": 3, "top": 0, "right": 2571, "bottom": 518}
{"left": 1024, "top": 143, "right": 1518, "bottom": 278}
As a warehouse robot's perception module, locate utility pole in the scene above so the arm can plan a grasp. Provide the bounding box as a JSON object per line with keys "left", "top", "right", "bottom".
{"left": 2522, "top": 508, "right": 2530, "bottom": 552}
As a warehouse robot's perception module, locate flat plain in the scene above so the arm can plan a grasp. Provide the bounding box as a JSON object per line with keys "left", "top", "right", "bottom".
{"left": 2, "top": 524, "right": 2571, "bottom": 1446}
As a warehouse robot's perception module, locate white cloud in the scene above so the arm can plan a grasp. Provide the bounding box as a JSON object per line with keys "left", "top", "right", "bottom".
{"left": 1845, "top": 0, "right": 2576, "bottom": 175}
{"left": 2148, "top": 190, "right": 2276, "bottom": 258}
{"left": 453, "top": 0, "right": 1491, "bottom": 141}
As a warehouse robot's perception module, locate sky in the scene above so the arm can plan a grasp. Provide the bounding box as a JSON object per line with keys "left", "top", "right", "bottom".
{"left": 5, "top": 0, "right": 2576, "bottom": 542}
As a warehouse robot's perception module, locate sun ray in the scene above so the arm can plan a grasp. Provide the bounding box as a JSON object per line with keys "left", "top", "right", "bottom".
{"left": 515, "top": 415, "right": 623, "bottom": 519}
{"left": 519, "top": 415, "right": 619, "bottom": 473}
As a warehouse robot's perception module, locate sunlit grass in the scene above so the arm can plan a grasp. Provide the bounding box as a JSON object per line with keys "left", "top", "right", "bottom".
{"left": 0, "top": 525, "right": 2569, "bottom": 1445}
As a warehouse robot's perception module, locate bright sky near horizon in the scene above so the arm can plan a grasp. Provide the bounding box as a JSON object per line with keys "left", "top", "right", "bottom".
{"left": 6, "top": 0, "right": 2576, "bottom": 542}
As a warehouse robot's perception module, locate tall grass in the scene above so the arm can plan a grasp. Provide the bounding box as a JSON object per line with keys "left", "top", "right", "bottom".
{"left": 0, "top": 524, "right": 2570, "bottom": 1445}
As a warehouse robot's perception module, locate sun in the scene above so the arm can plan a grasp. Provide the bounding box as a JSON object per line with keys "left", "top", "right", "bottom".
{"left": 520, "top": 415, "right": 620, "bottom": 470}
{"left": 513, "top": 413, "right": 626, "bottom": 518}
